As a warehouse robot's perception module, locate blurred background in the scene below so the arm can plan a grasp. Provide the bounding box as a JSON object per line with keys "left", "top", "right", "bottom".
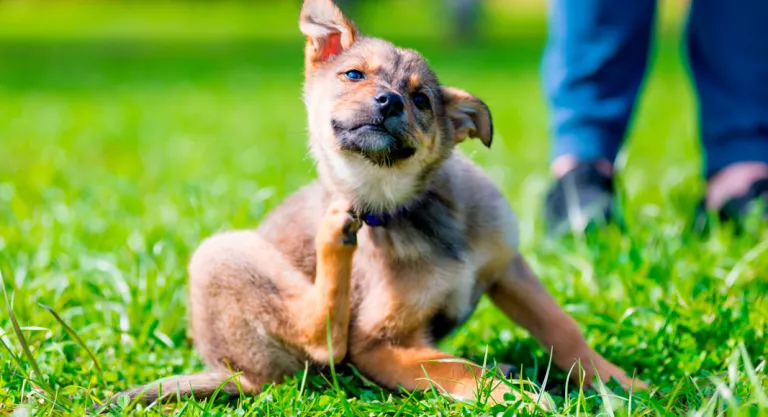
{"left": 0, "top": 0, "right": 699, "bottom": 247}
{"left": 6, "top": 2, "right": 767, "bottom": 410}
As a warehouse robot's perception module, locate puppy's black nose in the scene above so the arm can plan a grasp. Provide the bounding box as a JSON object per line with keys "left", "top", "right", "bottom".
{"left": 374, "top": 91, "right": 405, "bottom": 119}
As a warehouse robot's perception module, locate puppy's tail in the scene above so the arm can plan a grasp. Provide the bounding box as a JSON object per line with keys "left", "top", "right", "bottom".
{"left": 95, "top": 370, "right": 252, "bottom": 413}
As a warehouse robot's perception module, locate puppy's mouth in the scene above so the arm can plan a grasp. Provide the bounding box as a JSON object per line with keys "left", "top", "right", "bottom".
{"left": 332, "top": 120, "right": 416, "bottom": 167}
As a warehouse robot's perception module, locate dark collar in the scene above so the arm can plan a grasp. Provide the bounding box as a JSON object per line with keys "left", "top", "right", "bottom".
{"left": 361, "top": 212, "right": 390, "bottom": 227}
{"left": 360, "top": 206, "right": 408, "bottom": 227}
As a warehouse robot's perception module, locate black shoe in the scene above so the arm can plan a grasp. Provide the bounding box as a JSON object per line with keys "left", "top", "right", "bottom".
{"left": 545, "top": 162, "right": 615, "bottom": 236}
{"left": 694, "top": 178, "right": 768, "bottom": 233}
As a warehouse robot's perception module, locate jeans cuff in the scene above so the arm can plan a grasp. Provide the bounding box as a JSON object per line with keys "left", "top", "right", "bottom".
{"left": 705, "top": 136, "right": 768, "bottom": 178}
{"left": 550, "top": 127, "right": 623, "bottom": 163}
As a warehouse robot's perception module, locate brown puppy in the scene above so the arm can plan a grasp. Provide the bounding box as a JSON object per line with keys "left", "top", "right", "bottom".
{"left": 104, "top": 0, "right": 645, "bottom": 410}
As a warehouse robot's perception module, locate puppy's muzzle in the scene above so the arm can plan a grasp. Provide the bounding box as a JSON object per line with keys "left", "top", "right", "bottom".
{"left": 333, "top": 90, "right": 416, "bottom": 166}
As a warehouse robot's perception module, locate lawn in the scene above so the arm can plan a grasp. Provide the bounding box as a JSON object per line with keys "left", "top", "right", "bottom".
{"left": 1, "top": 1, "right": 767, "bottom": 415}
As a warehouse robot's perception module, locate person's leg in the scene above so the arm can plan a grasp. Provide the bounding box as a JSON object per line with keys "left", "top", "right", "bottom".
{"left": 686, "top": 0, "right": 768, "bottom": 217}
{"left": 542, "top": 0, "right": 656, "bottom": 234}
{"left": 449, "top": 0, "right": 481, "bottom": 42}
{"left": 543, "top": 0, "right": 656, "bottom": 171}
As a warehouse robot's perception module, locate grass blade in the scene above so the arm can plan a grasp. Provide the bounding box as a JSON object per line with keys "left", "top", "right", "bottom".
{"left": 739, "top": 343, "right": 768, "bottom": 407}
{"left": 297, "top": 360, "right": 310, "bottom": 401}
{"left": 325, "top": 314, "right": 354, "bottom": 417}
{"left": 206, "top": 370, "right": 245, "bottom": 412}
{"left": 4, "top": 289, "right": 49, "bottom": 392}
{"left": 392, "top": 387, "right": 418, "bottom": 417}
{"left": 3, "top": 287, "right": 71, "bottom": 413}
{"left": 173, "top": 401, "right": 190, "bottom": 417}
{"left": 39, "top": 303, "right": 104, "bottom": 377}
{"left": 538, "top": 346, "right": 553, "bottom": 408}
{"left": 0, "top": 333, "right": 30, "bottom": 380}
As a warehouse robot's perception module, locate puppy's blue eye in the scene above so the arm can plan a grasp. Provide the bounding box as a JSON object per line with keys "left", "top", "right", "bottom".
{"left": 345, "top": 70, "right": 364, "bottom": 81}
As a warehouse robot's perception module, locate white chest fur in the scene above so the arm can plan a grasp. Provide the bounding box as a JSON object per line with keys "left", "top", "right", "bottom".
{"left": 326, "top": 153, "right": 422, "bottom": 213}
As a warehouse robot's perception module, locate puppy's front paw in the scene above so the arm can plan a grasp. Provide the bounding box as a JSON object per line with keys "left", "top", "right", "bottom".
{"left": 592, "top": 359, "right": 649, "bottom": 391}
{"left": 340, "top": 212, "right": 362, "bottom": 246}
{"left": 317, "top": 200, "right": 362, "bottom": 249}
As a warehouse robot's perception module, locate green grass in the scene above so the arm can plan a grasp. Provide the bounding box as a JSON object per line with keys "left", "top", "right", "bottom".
{"left": 1, "top": 1, "right": 767, "bottom": 415}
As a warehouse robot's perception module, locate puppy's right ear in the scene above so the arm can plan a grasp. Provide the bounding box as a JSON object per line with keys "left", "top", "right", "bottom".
{"left": 299, "top": 0, "right": 359, "bottom": 76}
{"left": 441, "top": 86, "right": 493, "bottom": 148}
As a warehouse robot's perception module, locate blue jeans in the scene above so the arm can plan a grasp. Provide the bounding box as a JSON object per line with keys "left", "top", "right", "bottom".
{"left": 543, "top": 0, "right": 768, "bottom": 178}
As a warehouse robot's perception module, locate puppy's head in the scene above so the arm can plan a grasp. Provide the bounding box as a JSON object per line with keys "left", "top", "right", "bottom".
{"left": 300, "top": 0, "right": 492, "bottom": 213}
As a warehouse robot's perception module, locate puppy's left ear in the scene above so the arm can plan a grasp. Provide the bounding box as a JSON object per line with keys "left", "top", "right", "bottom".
{"left": 441, "top": 86, "right": 493, "bottom": 147}
{"left": 299, "top": 0, "right": 359, "bottom": 75}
